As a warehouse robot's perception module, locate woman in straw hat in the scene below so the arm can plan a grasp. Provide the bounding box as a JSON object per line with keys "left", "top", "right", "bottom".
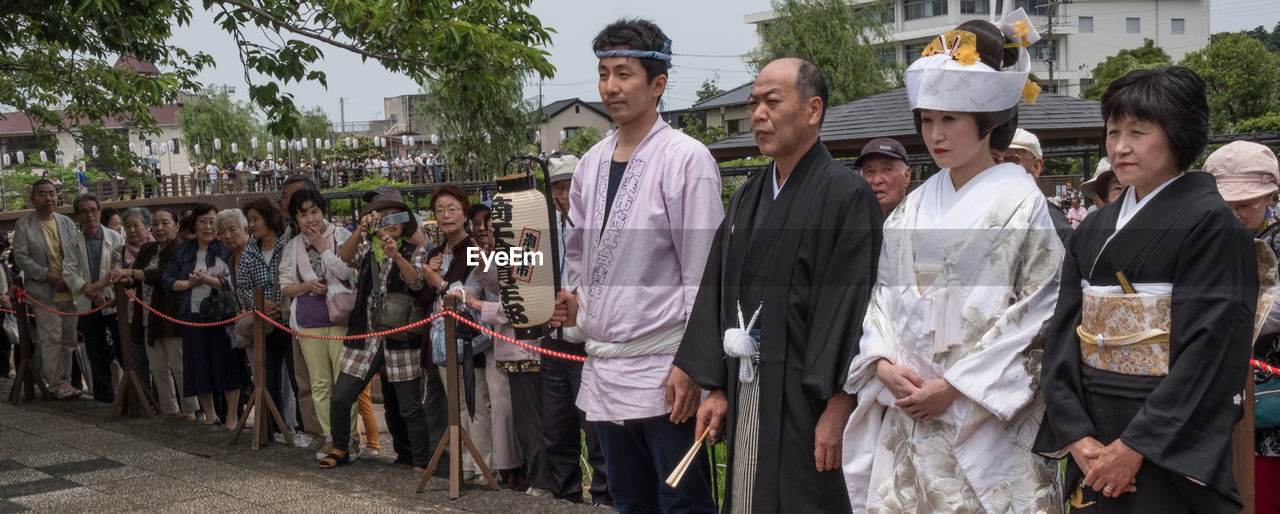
{"left": 1206, "top": 140, "right": 1280, "bottom": 514}
{"left": 842, "top": 8, "right": 1063, "bottom": 512}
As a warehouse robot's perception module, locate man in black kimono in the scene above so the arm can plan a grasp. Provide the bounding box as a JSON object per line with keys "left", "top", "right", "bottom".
{"left": 675, "top": 58, "right": 882, "bottom": 513}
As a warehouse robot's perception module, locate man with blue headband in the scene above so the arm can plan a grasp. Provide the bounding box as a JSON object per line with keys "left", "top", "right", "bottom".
{"left": 551, "top": 18, "right": 721, "bottom": 513}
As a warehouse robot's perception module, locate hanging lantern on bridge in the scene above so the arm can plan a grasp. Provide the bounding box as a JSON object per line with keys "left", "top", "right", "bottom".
{"left": 279, "top": 139, "right": 286, "bottom": 151}
{"left": 91, "top": 146, "right": 98, "bottom": 158}
{"left": 490, "top": 170, "right": 557, "bottom": 339}
{"left": 128, "top": 143, "right": 136, "bottom": 153}
{"left": 16, "top": 151, "right": 24, "bottom": 164}
{"left": 1, "top": 154, "right": 8, "bottom": 167}
{"left": 300, "top": 138, "right": 308, "bottom": 149}
{"left": 315, "top": 138, "right": 321, "bottom": 149}
{"left": 194, "top": 143, "right": 201, "bottom": 155}
{"left": 251, "top": 136, "right": 258, "bottom": 149}
{"left": 401, "top": 135, "right": 408, "bottom": 146}
{"left": 324, "top": 139, "right": 331, "bottom": 150}
{"left": 408, "top": 136, "right": 415, "bottom": 146}
{"left": 231, "top": 142, "right": 238, "bottom": 153}
{"left": 75, "top": 148, "right": 84, "bottom": 159}
{"left": 38, "top": 151, "right": 47, "bottom": 162}
{"left": 214, "top": 138, "right": 221, "bottom": 150}
{"left": 266, "top": 142, "right": 274, "bottom": 153}
{"left": 430, "top": 134, "right": 439, "bottom": 145}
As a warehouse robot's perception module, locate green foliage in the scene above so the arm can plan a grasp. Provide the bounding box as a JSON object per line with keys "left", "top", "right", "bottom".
{"left": 696, "top": 73, "right": 727, "bottom": 104}
{"left": 1180, "top": 33, "right": 1280, "bottom": 134}
{"left": 0, "top": 0, "right": 553, "bottom": 150}
{"left": 1082, "top": 39, "right": 1172, "bottom": 100}
{"left": 1238, "top": 112, "right": 1280, "bottom": 133}
{"left": 1243, "top": 22, "right": 1280, "bottom": 53}
{"left": 681, "top": 114, "right": 728, "bottom": 145}
{"left": 295, "top": 106, "right": 332, "bottom": 143}
{"left": 1042, "top": 157, "right": 1084, "bottom": 177}
{"left": 561, "top": 126, "right": 604, "bottom": 156}
{"left": 322, "top": 134, "right": 377, "bottom": 162}
{"left": 179, "top": 89, "right": 267, "bottom": 165}
{"left": 748, "top": 0, "right": 895, "bottom": 105}
{"left": 327, "top": 176, "right": 411, "bottom": 217}
{"left": 420, "top": 72, "right": 535, "bottom": 181}
{"left": 717, "top": 156, "right": 772, "bottom": 168}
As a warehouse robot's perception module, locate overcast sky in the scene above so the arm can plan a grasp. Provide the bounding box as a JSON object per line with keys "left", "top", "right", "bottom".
{"left": 164, "top": 0, "right": 1277, "bottom": 124}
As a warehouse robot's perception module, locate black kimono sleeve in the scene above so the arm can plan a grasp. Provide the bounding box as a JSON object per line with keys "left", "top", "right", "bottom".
{"left": 1120, "top": 208, "right": 1256, "bottom": 493}
{"left": 801, "top": 170, "right": 882, "bottom": 400}
{"left": 676, "top": 216, "right": 730, "bottom": 393}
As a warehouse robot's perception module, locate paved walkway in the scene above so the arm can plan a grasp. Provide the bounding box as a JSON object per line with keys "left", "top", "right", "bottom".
{"left": 0, "top": 378, "right": 603, "bottom": 513}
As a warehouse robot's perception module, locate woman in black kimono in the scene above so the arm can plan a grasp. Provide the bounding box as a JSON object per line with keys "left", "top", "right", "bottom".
{"left": 1034, "top": 66, "right": 1258, "bottom": 512}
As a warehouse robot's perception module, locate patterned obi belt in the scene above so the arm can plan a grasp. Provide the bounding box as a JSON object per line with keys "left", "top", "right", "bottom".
{"left": 1076, "top": 282, "right": 1172, "bottom": 377}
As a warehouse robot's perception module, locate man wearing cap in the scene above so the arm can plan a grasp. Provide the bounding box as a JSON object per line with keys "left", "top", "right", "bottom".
{"left": 855, "top": 138, "right": 911, "bottom": 216}
{"left": 1003, "top": 128, "right": 1072, "bottom": 242}
{"left": 1206, "top": 140, "right": 1280, "bottom": 514}
{"left": 549, "top": 18, "right": 721, "bottom": 512}
{"left": 542, "top": 152, "right": 611, "bottom": 505}
{"left": 677, "top": 58, "right": 881, "bottom": 513}
{"left": 1082, "top": 157, "right": 1124, "bottom": 212}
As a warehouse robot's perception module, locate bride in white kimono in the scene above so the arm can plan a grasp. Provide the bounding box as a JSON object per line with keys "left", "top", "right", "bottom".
{"left": 843, "top": 10, "right": 1064, "bottom": 513}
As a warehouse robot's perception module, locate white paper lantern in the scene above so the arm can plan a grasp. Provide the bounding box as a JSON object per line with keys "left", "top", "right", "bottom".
{"left": 324, "top": 139, "right": 331, "bottom": 150}
{"left": 167, "top": 140, "right": 175, "bottom": 152}
{"left": 38, "top": 151, "right": 47, "bottom": 162}
{"left": 194, "top": 143, "right": 201, "bottom": 155}
{"left": 214, "top": 138, "right": 221, "bottom": 150}
{"left": 267, "top": 142, "right": 274, "bottom": 153}
{"left": 315, "top": 138, "right": 322, "bottom": 149}
{"left": 1, "top": 154, "right": 8, "bottom": 167}
{"left": 231, "top": 142, "right": 238, "bottom": 153}
{"left": 401, "top": 135, "right": 408, "bottom": 145}
{"left": 279, "top": 139, "right": 286, "bottom": 151}
{"left": 251, "top": 136, "right": 259, "bottom": 149}
{"left": 430, "top": 134, "right": 439, "bottom": 145}
{"left": 408, "top": 136, "right": 415, "bottom": 146}
{"left": 129, "top": 143, "right": 136, "bottom": 153}
{"left": 16, "top": 151, "right": 23, "bottom": 164}
{"left": 558, "top": 130, "right": 566, "bottom": 142}
{"left": 91, "top": 146, "right": 98, "bottom": 158}
{"left": 491, "top": 174, "right": 556, "bottom": 338}
{"left": 75, "top": 148, "right": 84, "bottom": 159}
{"left": 299, "top": 138, "right": 306, "bottom": 149}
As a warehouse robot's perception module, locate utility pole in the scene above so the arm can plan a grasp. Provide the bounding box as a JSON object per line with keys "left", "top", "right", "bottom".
{"left": 339, "top": 97, "right": 347, "bottom": 133}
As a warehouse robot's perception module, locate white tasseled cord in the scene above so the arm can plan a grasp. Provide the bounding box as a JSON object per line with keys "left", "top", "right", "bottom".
{"left": 723, "top": 301, "right": 763, "bottom": 383}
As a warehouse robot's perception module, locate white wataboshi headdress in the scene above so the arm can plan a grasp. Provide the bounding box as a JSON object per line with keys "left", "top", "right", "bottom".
{"left": 904, "top": 7, "right": 1042, "bottom": 112}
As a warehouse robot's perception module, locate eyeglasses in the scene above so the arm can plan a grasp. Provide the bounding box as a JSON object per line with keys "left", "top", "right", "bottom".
{"left": 1228, "top": 198, "right": 1269, "bottom": 211}
{"left": 433, "top": 206, "right": 462, "bottom": 216}
{"left": 1000, "top": 153, "right": 1026, "bottom": 165}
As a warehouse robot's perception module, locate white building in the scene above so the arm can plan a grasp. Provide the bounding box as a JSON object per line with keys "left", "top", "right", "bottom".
{"left": 746, "top": 0, "right": 1211, "bottom": 97}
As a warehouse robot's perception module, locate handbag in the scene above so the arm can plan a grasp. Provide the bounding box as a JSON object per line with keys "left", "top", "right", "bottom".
{"left": 295, "top": 232, "right": 357, "bottom": 326}
{"left": 199, "top": 289, "right": 237, "bottom": 322}
{"left": 1258, "top": 379, "right": 1280, "bottom": 429}
{"left": 368, "top": 256, "right": 428, "bottom": 343}
{"left": 429, "top": 285, "right": 492, "bottom": 366}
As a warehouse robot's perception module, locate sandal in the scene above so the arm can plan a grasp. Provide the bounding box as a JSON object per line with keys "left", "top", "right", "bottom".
{"left": 318, "top": 449, "right": 350, "bottom": 469}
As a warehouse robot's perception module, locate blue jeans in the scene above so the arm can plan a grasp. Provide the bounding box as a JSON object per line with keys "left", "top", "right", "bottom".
{"left": 594, "top": 414, "right": 717, "bottom": 514}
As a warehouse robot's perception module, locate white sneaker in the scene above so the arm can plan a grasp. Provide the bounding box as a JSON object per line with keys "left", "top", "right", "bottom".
{"left": 293, "top": 433, "right": 314, "bottom": 447}
{"left": 273, "top": 433, "right": 287, "bottom": 445}
{"left": 348, "top": 446, "right": 363, "bottom": 462}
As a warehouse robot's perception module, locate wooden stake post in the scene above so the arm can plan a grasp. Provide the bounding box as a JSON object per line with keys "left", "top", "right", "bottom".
{"left": 1234, "top": 372, "right": 1256, "bottom": 514}
{"left": 230, "top": 287, "right": 294, "bottom": 448}
{"left": 417, "top": 296, "right": 500, "bottom": 498}
{"left": 108, "top": 284, "right": 159, "bottom": 419}
{"left": 7, "top": 295, "right": 49, "bottom": 404}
